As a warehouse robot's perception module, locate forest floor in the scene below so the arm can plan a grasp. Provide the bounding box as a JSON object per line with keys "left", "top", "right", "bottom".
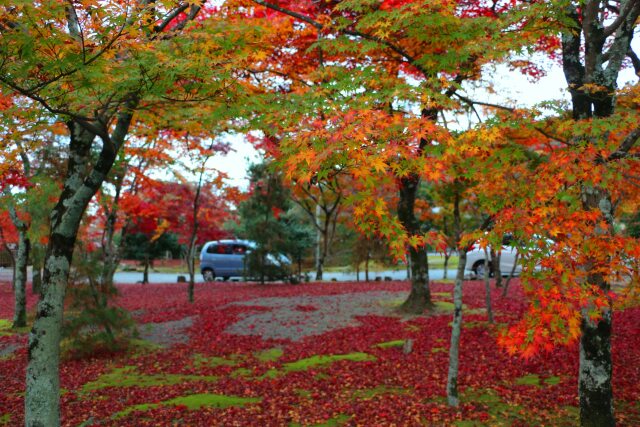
{"left": 1, "top": 279, "right": 639, "bottom": 426}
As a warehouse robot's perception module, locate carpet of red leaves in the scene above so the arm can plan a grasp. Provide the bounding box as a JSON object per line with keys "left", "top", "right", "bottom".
{"left": 1, "top": 280, "right": 639, "bottom": 426}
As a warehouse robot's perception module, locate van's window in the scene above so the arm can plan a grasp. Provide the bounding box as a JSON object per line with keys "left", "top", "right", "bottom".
{"left": 232, "top": 244, "right": 247, "bottom": 254}
{"left": 206, "top": 245, "right": 218, "bottom": 254}
{"left": 216, "top": 244, "right": 232, "bottom": 254}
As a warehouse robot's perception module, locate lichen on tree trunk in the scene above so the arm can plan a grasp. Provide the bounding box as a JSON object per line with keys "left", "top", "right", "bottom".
{"left": 579, "top": 310, "right": 614, "bottom": 427}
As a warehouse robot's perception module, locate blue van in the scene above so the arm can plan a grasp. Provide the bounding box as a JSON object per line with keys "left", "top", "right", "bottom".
{"left": 199, "top": 239, "right": 290, "bottom": 281}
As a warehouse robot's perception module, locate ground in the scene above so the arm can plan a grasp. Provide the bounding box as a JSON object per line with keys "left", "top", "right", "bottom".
{"left": 0, "top": 280, "right": 639, "bottom": 426}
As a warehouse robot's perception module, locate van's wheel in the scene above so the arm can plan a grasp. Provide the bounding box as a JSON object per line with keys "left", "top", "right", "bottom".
{"left": 202, "top": 268, "right": 215, "bottom": 282}
{"left": 472, "top": 261, "right": 493, "bottom": 279}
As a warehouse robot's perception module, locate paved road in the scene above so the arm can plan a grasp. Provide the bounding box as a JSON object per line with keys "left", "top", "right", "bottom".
{"left": 112, "top": 268, "right": 457, "bottom": 284}
{"left": 0, "top": 267, "right": 457, "bottom": 284}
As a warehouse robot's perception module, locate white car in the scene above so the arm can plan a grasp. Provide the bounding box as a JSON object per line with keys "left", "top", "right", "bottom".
{"left": 465, "top": 234, "right": 521, "bottom": 279}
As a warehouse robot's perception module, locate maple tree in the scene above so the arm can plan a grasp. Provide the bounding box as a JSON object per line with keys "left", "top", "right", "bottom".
{"left": 0, "top": 1, "right": 262, "bottom": 423}
{"left": 456, "top": 2, "right": 640, "bottom": 425}
{"left": 239, "top": 0, "right": 556, "bottom": 314}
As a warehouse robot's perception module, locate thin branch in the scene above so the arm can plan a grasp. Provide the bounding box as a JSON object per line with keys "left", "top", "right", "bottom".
{"left": 628, "top": 47, "right": 640, "bottom": 75}
{"left": 252, "top": 0, "right": 322, "bottom": 30}
{"left": 453, "top": 93, "right": 514, "bottom": 112}
{"left": 154, "top": 3, "right": 190, "bottom": 32}
{"left": 605, "top": 126, "right": 640, "bottom": 162}
{"left": 341, "top": 28, "right": 427, "bottom": 75}
{"left": 603, "top": 0, "right": 638, "bottom": 38}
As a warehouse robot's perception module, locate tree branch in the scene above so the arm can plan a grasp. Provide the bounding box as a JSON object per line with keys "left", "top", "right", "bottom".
{"left": 154, "top": 3, "right": 190, "bottom": 32}
{"left": 628, "top": 47, "right": 640, "bottom": 75}
{"left": 603, "top": 0, "right": 637, "bottom": 38}
{"left": 252, "top": 0, "right": 322, "bottom": 30}
{"left": 605, "top": 126, "right": 640, "bottom": 162}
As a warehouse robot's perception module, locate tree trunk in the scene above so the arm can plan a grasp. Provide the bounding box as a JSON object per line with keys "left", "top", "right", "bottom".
{"left": 579, "top": 311, "right": 614, "bottom": 427}
{"left": 365, "top": 251, "right": 370, "bottom": 282}
{"left": 7, "top": 203, "right": 30, "bottom": 329}
{"left": 398, "top": 173, "right": 432, "bottom": 314}
{"left": 99, "top": 202, "right": 120, "bottom": 289}
{"left": 559, "top": 6, "right": 639, "bottom": 419}
{"left": 142, "top": 257, "right": 150, "bottom": 284}
{"left": 502, "top": 251, "right": 519, "bottom": 297}
{"left": 314, "top": 204, "right": 323, "bottom": 280}
{"left": 26, "top": 123, "right": 103, "bottom": 426}
{"left": 443, "top": 252, "right": 450, "bottom": 280}
{"left": 482, "top": 247, "right": 494, "bottom": 324}
{"left": 31, "top": 248, "right": 43, "bottom": 295}
{"left": 447, "top": 250, "right": 466, "bottom": 406}
{"left": 447, "top": 186, "right": 465, "bottom": 406}
{"left": 12, "top": 228, "right": 30, "bottom": 328}
{"left": 492, "top": 248, "right": 502, "bottom": 288}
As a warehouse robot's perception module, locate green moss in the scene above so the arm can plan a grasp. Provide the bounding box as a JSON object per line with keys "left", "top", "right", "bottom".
{"left": 351, "top": 386, "right": 410, "bottom": 400}
{"left": 515, "top": 374, "right": 541, "bottom": 387}
{"left": 283, "top": 352, "right": 376, "bottom": 372}
{"left": 432, "top": 292, "right": 451, "bottom": 298}
{"left": 404, "top": 324, "right": 421, "bottom": 332}
{"left": 193, "top": 353, "right": 238, "bottom": 368}
{"left": 378, "top": 298, "right": 405, "bottom": 307}
{"left": 114, "top": 393, "right": 261, "bottom": 419}
{"left": 456, "top": 388, "right": 579, "bottom": 426}
{"left": 230, "top": 367, "right": 254, "bottom": 378}
{"left": 255, "top": 347, "right": 284, "bottom": 362}
{"left": 167, "top": 393, "right": 260, "bottom": 409}
{"left": 254, "top": 352, "right": 376, "bottom": 380}
{"left": 83, "top": 366, "right": 218, "bottom": 391}
{"left": 295, "top": 388, "right": 312, "bottom": 398}
{"left": 375, "top": 340, "right": 405, "bottom": 349}
{"left": 0, "top": 413, "right": 10, "bottom": 425}
{"left": 434, "top": 301, "right": 469, "bottom": 312}
{"left": 544, "top": 376, "right": 561, "bottom": 385}
{"left": 0, "top": 319, "right": 29, "bottom": 336}
{"left": 315, "top": 414, "right": 351, "bottom": 426}
{"left": 290, "top": 414, "right": 351, "bottom": 427}
{"left": 431, "top": 347, "right": 447, "bottom": 353}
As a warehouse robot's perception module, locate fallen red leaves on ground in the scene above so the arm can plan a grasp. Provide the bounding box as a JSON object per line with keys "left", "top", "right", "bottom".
{"left": 1, "top": 279, "right": 639, "bottom": 426}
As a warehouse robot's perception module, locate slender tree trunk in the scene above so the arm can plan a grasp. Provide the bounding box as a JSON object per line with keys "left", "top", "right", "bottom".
{"left": 365, "top": 250, "right": 370, "bottom": 282}
{"left": 482, "top": 247, "right": 494, "bottom": 323}
{"left": 447, "top": 186, "right": 465, "bottom": 406}
{"left": 142, "top": 257, "right": 150, "bottom": 284}
{"left": 502, "top": 251, "right": 519, "bottom": 297}
{"left": 12, "top": 228, "right": 30, "bottom": 328}
{"left": 31, "top": 247, "right": 43, "bottom": 295}
{"left": 443, "top": 251, "right": 450, "bottom": 280}
{"left": 314, "top": 204, "right": 323, "bottom": 280}
{"left": 447, "top": 251, "right": 466, "bottom": 406}
{"left": 0, "top": 226, "right": 16, "bottom": 281}
{"left": 492, "top": 248, "right": 502, "bottom": 288}
{"left": 6, "top": 203, "right": 30, "bottom": 328}
{"left": 398, "top": 173, "right": 432, "bottom": 314}
{"left": 99, "top": 197, "right": 121, "bottom": 289}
